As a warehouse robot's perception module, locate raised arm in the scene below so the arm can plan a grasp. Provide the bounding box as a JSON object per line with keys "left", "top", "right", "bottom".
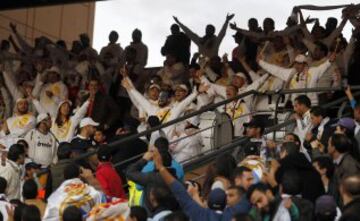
{"left": 229, "top": 23, "right": 266, "bottom": 40}
{"left": 9, "top": 23, "right": 33, "bottom": 54}
{"left": 122, "top": 77, "right": 157, "bottom": 115}
{"left": 71, "top": 100, "right": 90, "bottom": 125}
{"left": 343, "top": 35, "right": 356, "bottom": 76}
{"left": 257, "top": 59, "right": 293, "bottom": 82}
{"left": 217, "top": 13, "right": 234, "bottom": 43}
{"left": 323, "top": 17, "right": 348, "bottom": 48}
{"left": 31, "top": 98, "right": 47, "bottom": 114}
{"left": 173, "top": 16, "right": 201, "bottom": 45}
{"left": 170, "top": 90, "right": 199, "bottom": 120}
{"left": 2, "top": 70, "right": 23, "bottom": 100}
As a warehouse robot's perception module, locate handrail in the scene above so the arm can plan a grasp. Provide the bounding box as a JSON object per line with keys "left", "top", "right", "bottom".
{"left": 75, "top": 89, "right": 256, "bottom": 160}
{"left": 74, "top": 85, "right": 360, "bottom": 162}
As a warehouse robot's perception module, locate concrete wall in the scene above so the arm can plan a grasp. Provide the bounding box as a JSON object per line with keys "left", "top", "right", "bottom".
{"left": 0, "top": 2, "right": 95, "bottom": 47}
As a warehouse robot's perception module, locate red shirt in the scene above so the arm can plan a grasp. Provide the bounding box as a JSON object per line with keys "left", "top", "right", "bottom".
{"left": 96, "top": 162, "right": 126, "bottom": 199}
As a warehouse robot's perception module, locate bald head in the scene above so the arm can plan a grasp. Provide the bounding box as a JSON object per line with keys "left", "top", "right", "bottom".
{"left": 342, "top": 175, "right": 360, "bottom": 197}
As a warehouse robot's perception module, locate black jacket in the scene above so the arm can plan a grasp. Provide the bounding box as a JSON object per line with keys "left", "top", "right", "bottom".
{"left": 276, "top": 153, "right": 325, "bottom": 203}
{"left": 340, "top": 197, "right": 360, "bottom": 221}
{"left": 87, "top": 92, "right": 120, "bottom": 129}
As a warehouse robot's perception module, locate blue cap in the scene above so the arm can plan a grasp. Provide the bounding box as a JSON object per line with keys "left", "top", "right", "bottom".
{"left": 207, "top": 188, "right": 227, "bottom": 211}
{"left": 333, "top": 117, "right": 355, "bottom": 131}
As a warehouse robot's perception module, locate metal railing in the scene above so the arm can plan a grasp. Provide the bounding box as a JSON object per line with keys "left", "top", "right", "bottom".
{"left": 76, "top": 85, "right": 360, "bottom": 173}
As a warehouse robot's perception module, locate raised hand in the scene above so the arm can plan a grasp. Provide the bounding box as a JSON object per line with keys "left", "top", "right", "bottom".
{"left": 226, "top": 13, "right": 235, "bottom": 22}
{"left": 173, "top": 16, "right": 180, "bottom": 24}
{"left": 153, "top": 149, "right": 163, "bottom": 170}
{"left": 229, "top": 22, "right": 238, "bottom": 30}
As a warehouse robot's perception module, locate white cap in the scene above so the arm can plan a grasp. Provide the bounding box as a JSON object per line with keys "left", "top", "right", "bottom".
{"left": 16, "top": 98, "right": 28, "bottom": 104}
{"left": 37, "top": 113, "right": 49, "bottom": 124}
{"left": 46, "top": 66, "right": 60, "bottom": 74}
{"left": 80, "top": 117, "right": 99, "bottom": 128}
{"left": 174, "top": 84, "right": 188, "bottom": 92}
{"left": 149, "top": 84, "right": 161, "bottom": 90}
{"left": 234, "top": 72, "right": 247, "bottom": 79}
{"left": 294, "top": 54, "right": 307, "bottom": 63}
{"left": 57, "top": 100, "right": 72, "bottom": 110}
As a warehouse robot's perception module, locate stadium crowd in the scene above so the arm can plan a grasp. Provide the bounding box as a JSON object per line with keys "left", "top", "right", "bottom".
{"left": 0, "top": 2, "right": 360, "bottom": 221}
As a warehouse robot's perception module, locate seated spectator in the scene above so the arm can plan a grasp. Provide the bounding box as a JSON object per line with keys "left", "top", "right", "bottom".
{"left": 0, "top": 177, "right": 10, "bottom": 221}
{"left": 62, "top": 206, "right": 82, "bottom": 221}
{"left": 315, "top": 195, "right": 339, "bottom": 221}
{"left": 94, "top": 128, "right": 107, "bottom": 145}
{"left": 339, "top": 175, "right": 360, "bottom": 220}
{"left": 95, "top": 145, "right": 126, "bottom": 199}
{"left": 127, "top": 206, "right": 148, "bottom": 221}
{"left": 23, "top": 179, "right": 46, "bottom": 218}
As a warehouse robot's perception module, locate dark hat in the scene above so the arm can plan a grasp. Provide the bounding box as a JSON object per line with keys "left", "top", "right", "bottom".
{"left": 97, "top": 145, "right": 112, "bottom": 161}
{"left": 315, "top": 195, "right": 337, "bottom": 216}
{"left": 243, "top": 118, "right": 265, "bottom": 129}
{"left": 207, "top": 188, "right": 227, "bottom": 211}
{"left": 25, "top": 162, "right": 41, "bottom": 170}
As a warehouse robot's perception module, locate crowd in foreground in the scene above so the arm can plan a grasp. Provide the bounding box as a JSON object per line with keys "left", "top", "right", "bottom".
{"left": 0, "top": 2, "right": 360, "bottom": 221}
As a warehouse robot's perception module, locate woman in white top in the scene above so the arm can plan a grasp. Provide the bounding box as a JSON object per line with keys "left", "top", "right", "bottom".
{"left": 32, "top": 99, "right": 90, "bottom": 143}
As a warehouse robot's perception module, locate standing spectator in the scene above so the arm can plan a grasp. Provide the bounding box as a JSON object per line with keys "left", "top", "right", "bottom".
{"left": 173, "top": 13, "right": 235, "bottom": 59}
{"left": 247, "top": 182, "right": 299, "bottom": 221}
{"left": 126, "top": 29, "right": 148, "bottom": 68}
{"left": 95, "top": 145, "right": 126, "bottom": 199}
{"left": 161, "top": 24, "right": 191, "bottom": 65}
{"left": 24, "top": 113, "right": 58, "bottom": 167}
{"left": 86, "top": 78, "right": 120, "bottom": 134}
{"left": 257, "top": 53, "right": 336, "bottom": 105}
{"left": 312, "top": 156, "right": 336, "bottom": 195}
{"left": 32, "top": 66, "right": 69, "bottom": 116}
{"left": 0, "top": 144, "right": 25, "bottom": 200}
{"left": 293, "top": 95, "right": 312, "bottom": 144}
{"left": 328, "top": 134, "right": 360, "bottom": 193}
{"left": 232, "top": 166, "right": 254, "bottom": 191}
{"left": 99, "top": 31, "right": 125, "bottom": 67}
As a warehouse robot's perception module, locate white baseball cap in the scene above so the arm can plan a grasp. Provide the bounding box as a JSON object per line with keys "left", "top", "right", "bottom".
{"left": 37, "top": 113, "right": 49, "bottom": 124}
{"left": 294, "top": 54, "right": 308, "bottom": 64}
{"left": 46, "top": 66, "right": 60, "bottom": 74}
{"left": 80, "top": 117, "right": 99, "bottom": 128}
{"left": 149, "top": 84, "right": 161, "bottom": 90}
{"left": 234, "top": 72, "right": 247, "bottom": 79}
{"left": 174, "top": 84, "right": 188, "bottom": 92}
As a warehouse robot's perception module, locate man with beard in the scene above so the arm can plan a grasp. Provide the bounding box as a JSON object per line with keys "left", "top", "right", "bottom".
{"left": 247, "top": 183, "right": 299, "bottom": 221}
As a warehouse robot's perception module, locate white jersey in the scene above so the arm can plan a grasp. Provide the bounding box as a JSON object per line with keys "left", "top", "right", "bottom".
{"left": 25, "top": 129, "right": 58, "bottom": 167}
{"left": 6, "top": 114, "right": 36, "bottom": 137}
